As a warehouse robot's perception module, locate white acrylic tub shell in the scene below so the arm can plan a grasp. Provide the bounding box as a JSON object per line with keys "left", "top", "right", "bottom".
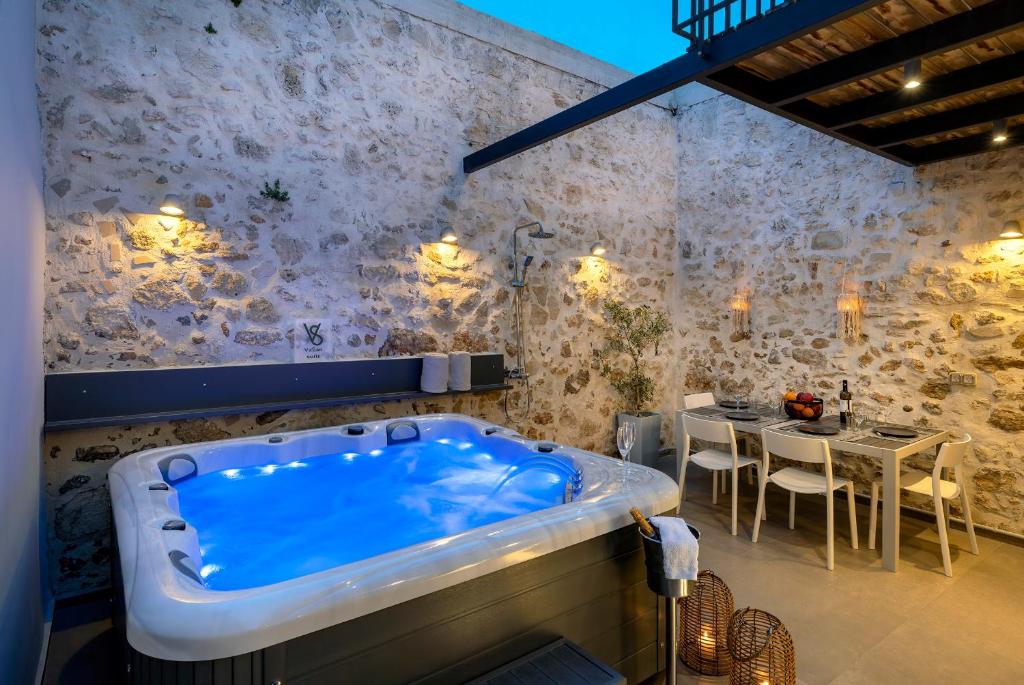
{"left": 109, "top": 413, "right": 678, "bottom": 661}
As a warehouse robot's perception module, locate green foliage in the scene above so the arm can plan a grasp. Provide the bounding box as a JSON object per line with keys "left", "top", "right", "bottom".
{"left": 596, "top": 300, "right": 670, "bottom": 412}
{"left": 260, "top": 179, "right": 290, "bottom": 203}
{"left": 204, "top": 22, "right": 217, "bottom": 34}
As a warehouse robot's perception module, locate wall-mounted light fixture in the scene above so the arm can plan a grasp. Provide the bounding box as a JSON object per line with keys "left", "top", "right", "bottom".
{"left": 730, "top": 290, "right": 751, "bottom": 340}
{"left": 159, "top": 194, "right": 184, "bottom": 217}
{"left": 590, "top": 242, "right": 607, "bottom": 257}
{"left": 1000, "top": 220, "right": 1022, "bottom": 239}
{"left": 440, "top": 226, "right": 458, "bottom": 244}
{"left": 993, "top": 119, "right": 1009, "bottom": 144}
{"left": 837, "top": 288, "right": 863, "bottom": 342}
{"left": 902, "top": 58, "right": 922, "bottom": 90}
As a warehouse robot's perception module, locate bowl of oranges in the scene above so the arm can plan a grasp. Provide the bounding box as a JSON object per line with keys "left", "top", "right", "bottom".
{"left": 783, "top": 391, "right": 824, "bottom": 421}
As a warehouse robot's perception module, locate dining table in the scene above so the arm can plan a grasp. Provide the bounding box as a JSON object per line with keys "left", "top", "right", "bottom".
{"left": 675, "top": 402, "right": 949, "bottom": 572}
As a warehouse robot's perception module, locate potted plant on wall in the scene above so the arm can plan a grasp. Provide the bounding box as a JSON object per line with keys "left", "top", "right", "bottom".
{"left": 596, "top": 299, "right": 670, "bottom": 467}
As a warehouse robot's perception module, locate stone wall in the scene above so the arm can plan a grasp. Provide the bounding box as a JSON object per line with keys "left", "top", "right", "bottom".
{"left": 38, "top": 0, "right": 679, "bottom": 595}
{"left": 675, "top": 87, "right": 1024, "bottom": 535}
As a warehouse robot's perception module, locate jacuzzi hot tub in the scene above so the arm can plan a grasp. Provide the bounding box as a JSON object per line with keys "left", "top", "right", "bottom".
{"left": 110, "top": 413, "right": 678, "bottom": 683}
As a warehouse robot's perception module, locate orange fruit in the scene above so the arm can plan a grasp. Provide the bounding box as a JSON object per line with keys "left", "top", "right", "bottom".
{"left": 783, "top": 391, "right": 798, "bottom": 401}
{"left": 791, "top": 403, "right": 805, "bottom": 411}
{"left": 801, "top": 407, "right": 815, "bottom": 418}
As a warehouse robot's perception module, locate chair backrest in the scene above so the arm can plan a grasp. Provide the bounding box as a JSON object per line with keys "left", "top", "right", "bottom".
{"left": 761, "top": 429, "right": 831, "bottom": 467}
{"left": 683, "top": 392, "right": 716, "bottom": 410}
{"left": 682, "top": 413, "right": 736, "bottom": 447}
{"left": 935, "top": 433, "right": 972, "bottom": 474}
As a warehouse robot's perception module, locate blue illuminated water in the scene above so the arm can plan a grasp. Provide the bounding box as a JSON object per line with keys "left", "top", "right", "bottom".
{"left": 175, "top": 438, "right": 579, "bottom": 590}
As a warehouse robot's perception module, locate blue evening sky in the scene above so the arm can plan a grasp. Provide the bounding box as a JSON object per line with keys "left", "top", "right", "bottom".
{"left": 458, "top": 1, "right": 689, "bottom": 74}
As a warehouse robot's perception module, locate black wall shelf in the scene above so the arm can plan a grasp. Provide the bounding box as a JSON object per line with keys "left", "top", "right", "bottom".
{"left": 44, "top": 354, "right": 506, "bottom": 432}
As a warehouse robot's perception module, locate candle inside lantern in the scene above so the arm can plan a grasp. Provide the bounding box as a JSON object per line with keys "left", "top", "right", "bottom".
{"left": 730, "top": 291, "right": 751, "bottom": 339}
{"left": 698, "top": 626, "right": 716, "bottom": 656}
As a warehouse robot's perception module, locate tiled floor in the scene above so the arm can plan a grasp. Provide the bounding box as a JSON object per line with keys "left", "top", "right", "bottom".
{"left": 43, "top": 458, "right": 1024, "bottom": 685}
{"left": 663, "top": 458, "right": 1024, "bottom": 685}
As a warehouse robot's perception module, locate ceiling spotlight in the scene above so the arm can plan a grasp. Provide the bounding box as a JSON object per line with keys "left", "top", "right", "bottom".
{"left": 903, "top": 58, "right": 922, "bottom": 90}
{"left": 440, "top": 226, "right": 458, "bottom": 244}
{"left": 590, "top": 242, "right": 607, "bottom": 257}
{"left": 993, "top": 119, "right": 1009, "bottom": 143}
{"left": 159, "top": 193, "right": 184, "bottom": 216}
{"left": 1000, "top": 220, "right": 1022, "bottom": 239}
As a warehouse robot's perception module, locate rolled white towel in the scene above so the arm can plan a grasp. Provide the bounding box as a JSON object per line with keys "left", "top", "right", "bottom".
{"left": 420, "top": 353, "right": 449, "bottom": 393}
{"left": 448, "top": 351, "right": 472, "bottom": 391}
{"left": 650, "top": 515, "right": 699, "bottom": 581}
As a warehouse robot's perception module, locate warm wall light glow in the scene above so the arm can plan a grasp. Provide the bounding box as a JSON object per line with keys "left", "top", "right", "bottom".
{"left": 903, "top": 58, "right": 922, "bottom": 89}
{"left": 1000, "top": 220, "right": 1023, "bottom": 239}
{"left": 159, "top": 193, "right": 184, "bottom": 216}
{"left": 993, "top": 119, "right": 1009, "bottom": 143}
{"left": 440, "top": 226, "right": 458, "bottom": 244}
{"left": 590, "top": 242, "right": 607, "bottom": 257}
{"left": 730, "top": 290, "right": 751, "bottom": 339}
{"left": 837, "top": 289, "right": 863, "bottom": 341}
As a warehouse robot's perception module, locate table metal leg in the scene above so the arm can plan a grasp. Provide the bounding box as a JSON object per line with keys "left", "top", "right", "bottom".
{"left": 666, "top": 596, "right": 677, "bottom": 684}
{"left": 882, "top": 452, "right": 900, "bottom": 572}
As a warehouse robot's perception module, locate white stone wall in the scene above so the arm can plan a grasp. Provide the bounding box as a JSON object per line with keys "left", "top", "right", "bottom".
{"left": 675, "top": 88, "right": 1024, "bottom": 535}
{"left": 38, "top": 0, "right": 679, "bottom": 594}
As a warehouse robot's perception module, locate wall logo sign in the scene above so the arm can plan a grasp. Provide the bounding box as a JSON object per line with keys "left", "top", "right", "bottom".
{"left": 294, "top": 319, "right": 333, "bottom": 362}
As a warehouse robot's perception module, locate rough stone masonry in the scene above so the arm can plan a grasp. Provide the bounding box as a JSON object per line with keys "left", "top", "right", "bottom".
{"left": 37, "top": 0, "right": 678, "bottom": 594}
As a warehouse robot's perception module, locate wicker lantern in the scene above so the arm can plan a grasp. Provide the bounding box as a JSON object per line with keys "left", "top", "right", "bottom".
{"left": 678, "top": 570, "right": 734, "bottom": 675}
{"left": 727, "top": 608, "right": 796, "bottom": 685}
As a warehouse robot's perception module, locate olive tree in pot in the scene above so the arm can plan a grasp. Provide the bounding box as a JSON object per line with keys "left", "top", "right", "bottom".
{"left": 596, "top": 300, "right": 670, "bottom": 467}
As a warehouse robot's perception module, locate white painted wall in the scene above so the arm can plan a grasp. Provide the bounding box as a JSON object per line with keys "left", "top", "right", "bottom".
{"left": 0, "top": 0, "right": 48, "bottom": 681}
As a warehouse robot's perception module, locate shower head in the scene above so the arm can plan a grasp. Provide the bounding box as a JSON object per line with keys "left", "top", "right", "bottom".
{"left": 528, "top": 224, "right": 554, "bottom": 239}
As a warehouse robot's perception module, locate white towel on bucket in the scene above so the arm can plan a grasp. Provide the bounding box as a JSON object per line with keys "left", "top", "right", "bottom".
{"left": 448, "top": 351, "right": 472, "bottom": 391}
{"left": 650, "top": 516, "right": 699, "bottom": 581}
{"left": 420, "top": 353, "right": 449, "bottom": 393}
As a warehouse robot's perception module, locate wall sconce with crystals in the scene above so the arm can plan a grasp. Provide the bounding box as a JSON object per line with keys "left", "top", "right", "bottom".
{"left": 730, "top": 290, "right": 751, "bottom": 340}
{"left": 837, "top": 288, "right": 863, "bottom": 341}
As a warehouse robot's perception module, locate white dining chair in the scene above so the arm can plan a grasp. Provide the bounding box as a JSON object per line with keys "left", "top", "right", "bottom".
{"left": 676, "top": 392, "right": 754, "bottom": 497}
{"left": 679, "top": 413, "right": 760, "bottom": 536}
{"left": 752, "top": 429, "right": 859, "bottom": 571}
{"left": 868, "top": 433, "right": 978, "bottom": 577}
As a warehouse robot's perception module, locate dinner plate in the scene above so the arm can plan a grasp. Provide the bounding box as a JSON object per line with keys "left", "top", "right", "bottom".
{"left": 873, "top": 426, "right": 918, "bottom": 439}
{"left": 719, "top": 400, "right": 749, "bottom": 409}
{"left": 725, "top": 412, "right": 759, "bottom": 421}
{"left": 798, "top": 424, "right": 839, "bottom": 436}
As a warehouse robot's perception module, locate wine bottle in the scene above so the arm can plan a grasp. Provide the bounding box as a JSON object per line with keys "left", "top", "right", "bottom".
{"left": 839, "top": 379, "right": 852, "bottom": 426}
{"left": 629, "top": 507, "right": 658, "bottom": 539}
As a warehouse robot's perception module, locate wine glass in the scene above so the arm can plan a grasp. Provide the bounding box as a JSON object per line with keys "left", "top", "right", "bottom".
{"left": 616, "top": 421, "right": 636, "bottom": 480}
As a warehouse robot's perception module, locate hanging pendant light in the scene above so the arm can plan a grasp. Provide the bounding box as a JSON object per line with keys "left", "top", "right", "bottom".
{"left": 902, "top": 58, "right": 922, "bottom": 89}
{"left": 993, "top": 119, "right": 1009, "bottom": 144}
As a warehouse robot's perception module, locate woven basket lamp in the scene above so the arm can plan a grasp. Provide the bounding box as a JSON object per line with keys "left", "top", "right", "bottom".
{"left": 727, "top": 607, "right": 796, "bottom": 685}
{"left": 678, "top": 570, "right": 734, "bottom": 675}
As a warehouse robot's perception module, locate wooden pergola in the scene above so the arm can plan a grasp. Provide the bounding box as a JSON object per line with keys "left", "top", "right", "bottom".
{"left": 464, "top": 0, "right": 1024, "bottom": 172}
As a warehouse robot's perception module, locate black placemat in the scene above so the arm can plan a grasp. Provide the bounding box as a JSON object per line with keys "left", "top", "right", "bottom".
{"left": 719, "top": 400, "right": 749, "bottom": 409}
{"left": 798, "top": 424, "right": 840, "bottom": 436}
{"left": 873, "top": 426, "right": 918, "bottom": 439}
{"left": 725, "top": 412, "right": 759, "bottom": 421}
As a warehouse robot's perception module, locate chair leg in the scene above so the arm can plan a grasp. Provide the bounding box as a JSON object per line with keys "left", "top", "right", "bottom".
{"left": 677, "top": 456, "right": 689, "bottom": 507}
{"left": 959, "top": 485, "right": 979, "bottom": 555}
{"left": 933, "top": 492, "right": 953, "bottom": 578}
{"left": 747, "top": 464, "right": 754, "bottom": 486}
{"left": 826, "top": 491, "right": 835, "bottom": 571}
{"left": 712, "top": 471, "right": 718, "bottom": 505}
{"left": 752, "top": 471, "right": 767, "bottom": 543}
{"left": 788, "top": 491, "right": 796, "bottom": 530}
{"left": 722, "top": 470, "right": 728, "bottom": 494}
{"left": 731, "top": 468, "right": 739, "bottom": 536}
{"left": 868, "top": 482, "right": 879, "bottom": 550}
{"left": 846, "top": 482, "right": 859, "bottom": 550}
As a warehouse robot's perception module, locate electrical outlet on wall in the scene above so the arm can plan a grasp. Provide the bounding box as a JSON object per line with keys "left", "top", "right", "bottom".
{"left": 949, "top": 372, "right": 962, "bottom": 385}
{"left": 961, "top": 372, "right": 977, "bottom": 386}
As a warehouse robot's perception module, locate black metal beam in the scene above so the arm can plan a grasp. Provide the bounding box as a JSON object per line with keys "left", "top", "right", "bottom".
{"left": 463, "top": 0, "right": 885, "bottom": 173}
{"left": 891, "top": 126, "right": 1023, "bottom": 166}
{"left": 816, "top": 52, "right": 1024, "bottom": 129}
{"left": 843, "top": 93, "right": 1024, "bottom": 148}
{"left": 707, "top": 0, "right": 1024, "bottom": 107}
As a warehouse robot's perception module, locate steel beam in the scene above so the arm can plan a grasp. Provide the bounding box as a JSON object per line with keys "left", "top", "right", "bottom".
{"left": 463, "top": 0, "right": 884, "bottom": 173}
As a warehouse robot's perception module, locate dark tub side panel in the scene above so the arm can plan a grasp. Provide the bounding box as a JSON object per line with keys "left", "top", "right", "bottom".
{"left": 122, "top": 519, "right": 669, "bottom": 685}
